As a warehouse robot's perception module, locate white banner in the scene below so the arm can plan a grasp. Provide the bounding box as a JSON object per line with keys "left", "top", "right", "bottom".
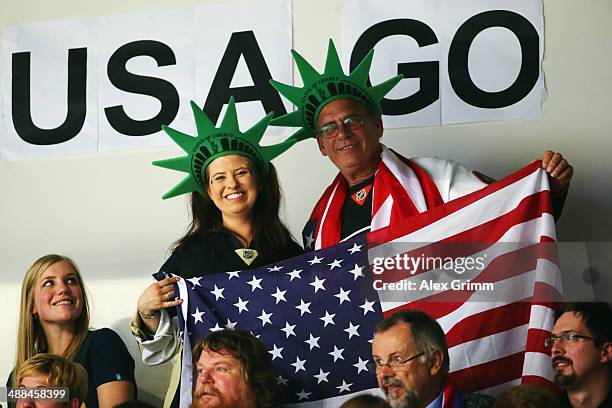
{"left": 2, "top": 18, "right": 99, "bottom": 159}
{"left": 195, "top": 0, "right": 293, "bottom": 143}
{"left": 1, "top": 0, "right": 292, "bottom": 160}
{"left": 2, "top": 0, "right": 547, "bottom": 159}
{"left": 342, "top": 0, "right": 546, "bottom": 128}
{"left": 97, "top": 9, "right": 195, "bottom": 152}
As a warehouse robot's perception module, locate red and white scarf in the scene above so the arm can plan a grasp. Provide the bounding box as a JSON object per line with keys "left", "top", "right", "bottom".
{"left": 308, "top": 145, "right": 444, "bottom": 250}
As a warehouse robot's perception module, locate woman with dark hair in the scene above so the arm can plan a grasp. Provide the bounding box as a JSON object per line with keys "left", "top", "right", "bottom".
{"left": 130, "top": 98, "right": 302, "bottom": 407}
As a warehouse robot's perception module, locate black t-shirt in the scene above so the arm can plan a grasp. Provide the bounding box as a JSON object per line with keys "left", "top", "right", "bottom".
{"left": 560, "top": 390, "right": 612, "bottom": 408}
{"left": 75, "top": 329, "right": 136, "bottom": 408}
{"left": 160, "top": 230, "right": 304, "bottom": 279}
{"left": 340, "top": 175, "right": 374, "bottom": 241}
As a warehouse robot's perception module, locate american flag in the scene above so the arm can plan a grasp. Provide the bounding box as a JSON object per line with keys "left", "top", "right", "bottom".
{"left": 174, "top": 161, "right": 561, "bottom": 406}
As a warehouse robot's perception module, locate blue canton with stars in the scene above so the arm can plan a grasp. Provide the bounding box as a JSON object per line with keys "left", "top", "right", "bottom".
{"left": 175, "top": 235, "right": 382, "bottom": 403}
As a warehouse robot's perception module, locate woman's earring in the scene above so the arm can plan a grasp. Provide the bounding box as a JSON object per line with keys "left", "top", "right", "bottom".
{"left": 32, "top": 313, "right": 39, "bottom": 321}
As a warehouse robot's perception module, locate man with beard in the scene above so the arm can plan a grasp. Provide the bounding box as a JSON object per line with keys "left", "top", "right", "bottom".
{"left": 548, "top": 302, "right": 612, "bottom": 408}
{"left": 190, "top": 329, "right": 279, "bottom": 408}
{"left": 372, "top": 310, "right": 493, "bottom": 408}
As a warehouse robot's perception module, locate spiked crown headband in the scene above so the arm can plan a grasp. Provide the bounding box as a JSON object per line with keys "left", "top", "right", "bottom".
{"left": 269, "top": 39, "right": 403, "bottom": 141}
{"left": 153, "top": 97, "right": 298, "bottom": 200}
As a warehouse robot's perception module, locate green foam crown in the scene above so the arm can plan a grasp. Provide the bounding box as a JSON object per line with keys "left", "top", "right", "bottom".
{"left": 153, "top": 97, "right": 297, "bottom": 200}
{"left": 269, "top": 39, "right": 403, "bottom": 140}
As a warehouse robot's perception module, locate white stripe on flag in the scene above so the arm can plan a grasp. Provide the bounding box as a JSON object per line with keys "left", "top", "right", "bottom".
{"left": 391, "top": 167, "right": 548, "bottom": 243}
{"left": 371, "top": 194, "right": 393, "bottom": 231}
{"left": 315, "top": 182, "right": 340, "bottom": 250}
{"left": 523, "top": 351, "right": 555, "bottom": 380}
{"left": 449, "top": 324, "right": 529, "bottom": 372}
{"left": 381, "top": 146, "right": 427, "bottom": 212}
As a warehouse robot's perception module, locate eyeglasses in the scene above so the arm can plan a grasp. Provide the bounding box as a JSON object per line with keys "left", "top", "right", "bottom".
{"left": 544, "top": 332, "right": 600, "bottom": 348}
{"left": 317, "top": 115, "right": 366, "bottom": 139}
{"left": 370, "top": 352, "right": 425, "bottom": 371}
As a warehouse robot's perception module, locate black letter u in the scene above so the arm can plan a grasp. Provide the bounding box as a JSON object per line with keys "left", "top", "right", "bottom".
{"left": 12, "top": 48, "right": 87, "bottom": 145}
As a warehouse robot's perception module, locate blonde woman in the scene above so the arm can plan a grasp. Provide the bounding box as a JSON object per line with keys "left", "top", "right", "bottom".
{"left": 9, "top": 254, "right": 136, "bottom": 408}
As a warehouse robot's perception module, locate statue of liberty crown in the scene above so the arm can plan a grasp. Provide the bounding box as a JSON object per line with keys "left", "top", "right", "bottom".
{"left": 153, "top": 97, "right": 297, "bottom": 200}
{"left": 269, "top": 39, "right": 403, "bottom": 140}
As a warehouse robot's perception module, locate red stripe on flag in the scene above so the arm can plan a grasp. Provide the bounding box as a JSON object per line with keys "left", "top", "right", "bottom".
{"left": 449, "top": 352, "right": 525, "bottom": 392}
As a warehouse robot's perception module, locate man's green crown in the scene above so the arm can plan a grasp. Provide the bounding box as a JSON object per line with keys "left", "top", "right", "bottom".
{"left": 269, "top": 39, "right": 403, "bottom": 140}
{"left": 153, "top": 97, "right": 297, "bottom": 200}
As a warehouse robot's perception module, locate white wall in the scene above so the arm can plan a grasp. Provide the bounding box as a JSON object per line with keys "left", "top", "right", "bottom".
{"left": 1, "top": 0, "right": 611, "bottom": 405}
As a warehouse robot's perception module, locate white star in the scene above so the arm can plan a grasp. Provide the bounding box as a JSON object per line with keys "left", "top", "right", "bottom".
{"left": 276, "top": 376, "right": 288, "bottom": 386}
{"left": 225, "top": 319, "right": 237, "bottom": 330}
{"left": 348, "top": 264, "right": 364, "bottom": 280}
{"left": 359, "top": 299, "right": 376, "bottom": 315}
{"left": 257, "top": 309, "right": 273, "bottom": 327}
{"left": 209, "top": 323, "right": 223, "bottom": 332}
{"left": 210, "top": 284, "right": 225, "bottom": 300}
{"left": 313, "top": 369, "right": 330, "bottom": 384}
{"left": 309, "top": 276, "right": 326, "bottom": 293}
{"left": 247, "top": 276, "right": 263, "bottom": 292}
{"left": 307, "top": 255, "right": 323, "bottom": 265}
{"left": 319, "top": 311, "right": 336, "bottom": 327}
{"left": 269, "top": 344, "right": 283, "bottom": 360}
{"left": 291, "top": 356, "right": 307, "bottom": 373}
{"left": 295, "top": 299, "right": 312, "bottom": 316}
{"left": 286, "top": 269, "right": 302, "bottom": 281}
{"left": 226, "top": 271, "right": 240, "bottom": 280}
{"left": 353, "top": 357, "right": 369, "bottom": 374}
{"left": 304, "top": 232, "right": 315, "bottom": 249}
{"left": 344, "top": 322, "right": 360, "bottom": 339}
{"left": 329, "top": 345, "right": 345, "bottom": 362}
{"left": 335, "top": 287, "right": 351, "bottom": 304}
{"left": 296, "top": 389, "right": 311, "bottom": 401}
{"left": 268, "top": 265, "right": 283, "bottom": 272}
{"left": 304, "top": 333, "right": 320, "bottom": 350}
{"left": 191, "top": 308, "right": 205, "bottom": 324}
{"left": 347, "top": 243, "right": 362, "bottom": 254}
{"left": 270, "top": 287, "right": 287, "bottom": 304}
{"left": 336, "top": 380, "right": 353, "bottom": 393}
{"left": 186, "top": 277, "right": 202, "bottom": 288}
{"left": 281, "top": 322, "right": 296, "bottom": 338}
{"left": 328, "top": 259, "right": 343, "bottom": 269}
{"left": 233, "top": 297, "right": 249, "bottom": 314}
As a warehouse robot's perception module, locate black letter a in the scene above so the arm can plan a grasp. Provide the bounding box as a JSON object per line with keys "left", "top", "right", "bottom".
{"left": 203, "top": 31, "right": 287, "bottom": 123}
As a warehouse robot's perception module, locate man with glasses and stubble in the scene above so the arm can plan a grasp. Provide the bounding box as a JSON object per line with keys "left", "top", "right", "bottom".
{"left": 547, "top": 302, "right": 612, "bottom": 408}
{"left": 371, "top": 309, "right": 493, "bottom": 408}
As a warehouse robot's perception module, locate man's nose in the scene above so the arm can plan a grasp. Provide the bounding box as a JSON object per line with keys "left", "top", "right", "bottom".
{"left": 551, "top": 340, "right": 564, "bottom": 356}
{"left": 377, "top": 365, "right": 396, "bottom": 381}
{"left": 336, "top": 122, "right": 353, "bottom": 139}
{"left": 197, "top": 369, "right": 213, "bottom": 384}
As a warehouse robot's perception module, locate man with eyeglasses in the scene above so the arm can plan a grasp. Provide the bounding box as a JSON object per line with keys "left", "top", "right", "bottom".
{"left": 548, "top": 302, "right": 612, "bottom": 408}
{"left": 270, "top": 40, "right": 573, "bottom": 250}
{"left": 372, "top": 309, "right": 493, "bottom": 408}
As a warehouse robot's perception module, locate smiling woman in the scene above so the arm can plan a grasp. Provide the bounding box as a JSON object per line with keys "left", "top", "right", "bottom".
{"left": 132, "top": 98, "right": 303, "bottom": 407}
{"left": 8, "top": 254, "right": 136, "bottom": 408}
